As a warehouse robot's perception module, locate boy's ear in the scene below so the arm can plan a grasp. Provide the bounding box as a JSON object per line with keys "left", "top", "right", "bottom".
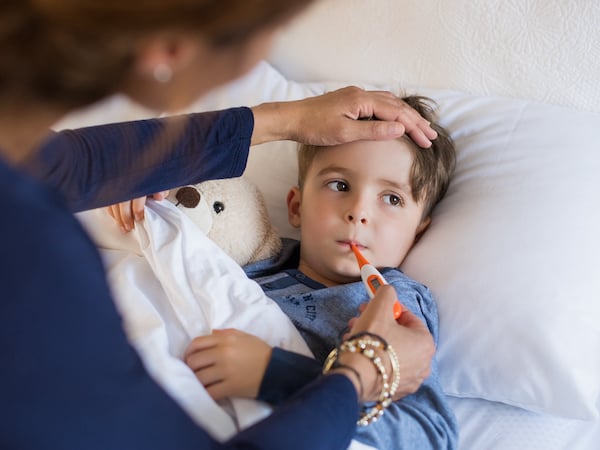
{"left": 286, "top": 186, "right": 302, "bottom": 229}
{"left": 414, "top": 216, "right": 431, "bottom": 244}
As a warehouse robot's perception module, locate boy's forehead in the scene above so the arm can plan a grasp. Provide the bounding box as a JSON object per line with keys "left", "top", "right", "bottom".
{"left": 315, "top": 138, "right": 416, "bottom": 161}
{"left": 309, "top": 139, "right": 415, "bottom": 182}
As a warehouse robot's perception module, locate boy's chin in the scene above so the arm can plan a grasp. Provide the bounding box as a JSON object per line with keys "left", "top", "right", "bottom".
{"left": 330, "top": 267, "right": 362, "bottom": 285}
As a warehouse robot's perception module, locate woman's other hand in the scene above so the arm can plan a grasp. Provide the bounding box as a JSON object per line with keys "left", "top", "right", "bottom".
{"left": 340, "top": 285, "right": 435, "bottom": 402}
{"left": 105, "top": 191, "right": 169, "bottom": 232}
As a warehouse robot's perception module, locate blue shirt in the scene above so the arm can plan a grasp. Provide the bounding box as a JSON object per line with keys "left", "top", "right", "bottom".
{"left": 1, "top": 109, "right": 360, "bottom": 450}
{"left": 246, "top": 239, "right": 459, "bottom": 450}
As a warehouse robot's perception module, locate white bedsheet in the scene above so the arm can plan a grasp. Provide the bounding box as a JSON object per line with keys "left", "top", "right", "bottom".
{"left": 78, "top": 201, "right": 313, "bottom": 441}
{"left": 449, "top": 396, "right": 600, "bottom": 450}
{"left": 79, "top": 201, "right": 376, "bottom": 450}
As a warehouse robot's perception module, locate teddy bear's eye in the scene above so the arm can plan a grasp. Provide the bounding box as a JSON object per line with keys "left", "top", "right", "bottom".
{"left": 213, "top": 201, "right": 225, "bottom": 214}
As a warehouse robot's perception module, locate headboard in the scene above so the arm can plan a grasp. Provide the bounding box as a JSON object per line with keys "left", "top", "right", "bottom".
{"left": 269, "top": 0, "right": 600, "bottom": 113}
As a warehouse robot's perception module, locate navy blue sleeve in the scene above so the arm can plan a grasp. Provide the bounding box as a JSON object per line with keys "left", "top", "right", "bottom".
{"left": 232, "top": 374, "right": 359, "bottom": 450}
{"left": 258, "top": 347, "right": 322, "bottom": 405}
{"left": 27, "top": 108, "right": 253, "bottom": 211}
{"left": 0, "top": 160, "right": 360, "bottom": 450}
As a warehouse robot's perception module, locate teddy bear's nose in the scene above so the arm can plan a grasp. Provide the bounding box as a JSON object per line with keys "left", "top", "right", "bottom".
{"left": 175, "top": 186, "right": 201, "bottom": 208}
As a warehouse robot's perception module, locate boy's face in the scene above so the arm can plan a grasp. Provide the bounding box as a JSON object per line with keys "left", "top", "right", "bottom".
{"left": 288, "top": 139, "right": 431, "bottom": 287}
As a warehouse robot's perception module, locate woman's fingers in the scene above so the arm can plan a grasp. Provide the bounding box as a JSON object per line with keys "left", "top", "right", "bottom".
{"left": 104, "top": 191, "right": 168, "bottom": 232}
{"left": 304, "top": 87, "right": 437, "bottom": 147}
{"left": 251, "top": 86, "right": 439, "bottom": 149}
{"left": 344, "top": 286, "right": 435, "bottom": 400}
{"left": 152, "top": 190, "right": 170, "bottom": 201}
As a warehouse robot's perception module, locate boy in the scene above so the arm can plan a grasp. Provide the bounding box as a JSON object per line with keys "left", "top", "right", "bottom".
{"left": 186, "top": 96, "right": 458, "bottom": 449}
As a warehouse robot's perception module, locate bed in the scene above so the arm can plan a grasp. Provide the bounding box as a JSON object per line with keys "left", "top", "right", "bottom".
{"left": 57, "top": 1, "right": 600, "bottom": 448}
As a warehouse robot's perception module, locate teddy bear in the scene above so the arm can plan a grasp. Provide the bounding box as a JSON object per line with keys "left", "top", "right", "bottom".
{"left": 165, "top": 176, "right": 282, "bottom": 266}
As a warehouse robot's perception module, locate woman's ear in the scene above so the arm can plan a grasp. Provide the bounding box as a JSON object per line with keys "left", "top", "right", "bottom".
{"left": 414, "top": 216, "right": 431, "bottom": 244}
{"left": 286, "top": 186, "right": 302, "bottom": 229}
{"left": 123, "top": 32, "right": 213, "bottom": 111}
{"left": 135, "top": 33, "right": 198, "bottom": 81}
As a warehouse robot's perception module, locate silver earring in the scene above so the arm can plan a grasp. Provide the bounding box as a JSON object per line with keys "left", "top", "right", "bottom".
{"left": 153, "top": 63, "right": 172, "bottom": 83}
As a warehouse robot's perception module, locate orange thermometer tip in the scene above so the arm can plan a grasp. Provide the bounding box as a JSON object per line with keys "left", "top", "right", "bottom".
{"left": 350, "top": 242, "right": 402, "bottom": 320}
{"left": 350, "top": 243, "right": 370, "bottom": 268}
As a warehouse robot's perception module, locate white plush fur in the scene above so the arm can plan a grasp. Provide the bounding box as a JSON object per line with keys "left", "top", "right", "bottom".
{"left": 166, "top": 177, "right": 281, "bottom": 266}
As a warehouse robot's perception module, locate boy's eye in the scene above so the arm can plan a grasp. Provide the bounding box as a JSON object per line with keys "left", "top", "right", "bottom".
{"left": 383, "top": 194, "right": 404, "bottom": 207}
{"left": 326, "top": 180, "right": 349, "bottom": 192}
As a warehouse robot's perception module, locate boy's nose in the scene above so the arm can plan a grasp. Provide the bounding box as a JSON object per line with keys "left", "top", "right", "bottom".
{"left": 346, "top": 210, "right": 368, "bottom": 224}
{"left": 345, "top": 193, "right": 369, "bottom": 224}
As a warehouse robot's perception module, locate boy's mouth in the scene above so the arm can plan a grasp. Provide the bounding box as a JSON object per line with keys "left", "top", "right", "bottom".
{"left": 338, "top": 240, "right": 365, "bottom": 250}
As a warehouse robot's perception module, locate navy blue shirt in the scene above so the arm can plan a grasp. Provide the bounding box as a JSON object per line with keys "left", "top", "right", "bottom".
{"left": 1, "top": 109, "right": 359, "bottom": 450}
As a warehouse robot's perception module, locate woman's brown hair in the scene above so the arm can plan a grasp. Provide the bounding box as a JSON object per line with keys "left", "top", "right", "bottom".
{"left": 0, "top": 0, "right": 314, "bottom": 108}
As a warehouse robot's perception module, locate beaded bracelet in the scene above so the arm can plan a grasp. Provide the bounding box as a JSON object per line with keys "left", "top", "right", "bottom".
{"left": 355, "top": 332, "right": 401, "bottom": 402}
{"left": 323, "top": 332, "right": 400, "bottom": 426}
{"left": 358, "top": 332, "right": 401, "bottom": 401}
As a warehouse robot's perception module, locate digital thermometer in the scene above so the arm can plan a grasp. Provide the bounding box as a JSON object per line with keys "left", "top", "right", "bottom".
{"left": 350, "top": 243, "right": 402, "bottom": 319}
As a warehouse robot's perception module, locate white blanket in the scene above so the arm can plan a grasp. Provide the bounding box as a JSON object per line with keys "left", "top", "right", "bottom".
{"left": 78, "top": 201, "right": 313, "bottom": 441}
{"left": 79, "top": 201, "right": 375, "bottom": 450}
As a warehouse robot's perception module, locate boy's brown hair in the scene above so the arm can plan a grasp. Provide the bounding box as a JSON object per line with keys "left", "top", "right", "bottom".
{"left": 297, "top": 95, "right": 455, "bottom": 218}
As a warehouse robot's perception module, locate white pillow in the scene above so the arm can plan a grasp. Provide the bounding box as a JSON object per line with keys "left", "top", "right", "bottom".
{"left": 188, "top": 62, "right": 600, "bottom": 419}
{"left": 402, "top": 90, "right": 600, "bottom": 419}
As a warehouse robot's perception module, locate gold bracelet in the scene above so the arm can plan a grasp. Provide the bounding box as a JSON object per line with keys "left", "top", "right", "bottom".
{"left": 323, "top": 335, "right": 399, "bottom": 426}
{"left": 347, "top": 332, "right": 401, "bottom": 401}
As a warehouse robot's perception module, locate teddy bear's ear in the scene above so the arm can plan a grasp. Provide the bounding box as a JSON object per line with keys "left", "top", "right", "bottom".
{"left": 174, "top": 187, "right": 201, "bottom": 208}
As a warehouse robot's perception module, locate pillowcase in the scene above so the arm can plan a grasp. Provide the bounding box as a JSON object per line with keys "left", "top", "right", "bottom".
{"left": 187, "top": 61, "right": 600, "bottom": 419}
{"left": 401, "top": 90, "right": 600, "bottom": 419}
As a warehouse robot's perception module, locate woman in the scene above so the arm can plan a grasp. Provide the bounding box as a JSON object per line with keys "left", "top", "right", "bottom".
{"left": 0, "top": 1, "right": 437, "bottom": 449}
